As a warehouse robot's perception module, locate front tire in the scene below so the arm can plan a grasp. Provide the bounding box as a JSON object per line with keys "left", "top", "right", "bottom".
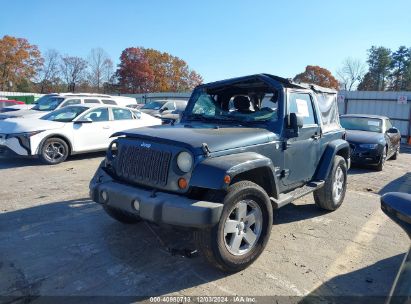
{"left": 376, "top": 146, "right": 387, "bottom": 171}
{"left": 314, "top": 155, "right": 347, "bottom": 211}
{"left": 40, "top": 138, "right": 69, "bottom": 165}
{"left": 194, "top": 181, "right": 273, "bottom": 272}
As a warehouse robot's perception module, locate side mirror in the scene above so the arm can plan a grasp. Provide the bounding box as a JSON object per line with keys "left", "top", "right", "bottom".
{"left": 387, "top": 127, "right": 399, "bottom": 134}
{"left": 381, "top": 192, "right": 411, "bottom": 238}
{"left": 287, "top": 113, "right": 304, "bottom": 131}
{"left": 74, "top": 118, "right": 93, "bottom": 124}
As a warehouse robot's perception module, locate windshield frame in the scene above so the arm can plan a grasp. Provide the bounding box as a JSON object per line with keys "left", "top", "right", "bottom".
{"left": 182, "top": 87, "right": 282, "bottom": 129}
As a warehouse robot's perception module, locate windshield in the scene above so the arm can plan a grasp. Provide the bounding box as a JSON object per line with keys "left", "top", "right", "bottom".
{"left": 184, "top": 90, "right": 278, "bottom": 124}
{"left": 142, "top": 100, "right": 166, "bottom": 110}
{"left": 32, "top": 96, "right": 64, "bottom": 111}
{"left": 41, "top": 106, "right": 88, "bottom": 122}
{"left": 340, "top": 117, "right": 382, "bottom": 133}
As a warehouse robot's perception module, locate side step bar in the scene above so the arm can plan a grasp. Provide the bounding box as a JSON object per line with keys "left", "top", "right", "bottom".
{"left": 270, "top": 180, "right": 325, "bottom": 209}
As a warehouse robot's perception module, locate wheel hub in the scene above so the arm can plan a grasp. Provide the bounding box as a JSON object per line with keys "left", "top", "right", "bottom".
{"left": 223, "top": 200, "right": 263, "bottom": 256}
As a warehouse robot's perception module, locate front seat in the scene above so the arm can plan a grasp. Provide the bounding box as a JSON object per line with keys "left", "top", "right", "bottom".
{"left": 233, "top": 96, "right": 253, "bottom": 114}
{"left": 89, "top": 113, "right": 99, "bottom": 121}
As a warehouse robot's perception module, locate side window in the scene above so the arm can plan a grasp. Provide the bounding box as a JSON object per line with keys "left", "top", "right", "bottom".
{"left": 112, "top": 108, "right": 133, "bottom": 120}
{"left": 61, "top": 99, "right": 81, "bottom": 107}
{"left": 289, "top": 93, "right": 316, "bottom": 125}
{"left": 102, "top": 99, "right": 117, "bottom": 105}
{"left": 84, "top": 99, "right": 101, "bottom": 104}
{"left": 81, "top": 108, "right": 109, "bottom": 122}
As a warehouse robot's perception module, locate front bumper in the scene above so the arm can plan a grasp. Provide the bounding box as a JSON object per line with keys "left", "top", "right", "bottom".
{"left": 351, "top": 150, "right": 382, "bottom": 164}
{"left": 90, "top": 166, "right": 224, "bottom": 228}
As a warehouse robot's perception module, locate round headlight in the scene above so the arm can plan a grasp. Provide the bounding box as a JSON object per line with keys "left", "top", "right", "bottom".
{"left": 177, "top": 152, "right": 193, "bottom": 173}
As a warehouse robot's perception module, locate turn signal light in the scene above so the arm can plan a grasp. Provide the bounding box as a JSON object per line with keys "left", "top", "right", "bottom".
{"left": 178, "top": 178, "right": 188, "bottom": 189}
{"left": 224, "top": 175, "right": 231, "bottom": 184}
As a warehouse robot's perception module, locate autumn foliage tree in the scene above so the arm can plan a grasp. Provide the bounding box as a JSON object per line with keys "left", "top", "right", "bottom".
{"left": 117, "top": 47, "right": 203, "bottom": 93}
{"left": 293, "top": 65, "right": 339, "bottom": 90}
{"left": 0, "top": 35, "right": 43, "bottom": 91}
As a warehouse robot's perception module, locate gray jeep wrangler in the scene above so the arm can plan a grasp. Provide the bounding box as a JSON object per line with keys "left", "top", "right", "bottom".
{"left": 90, "top": 74, "right": 350, "bottom": 272}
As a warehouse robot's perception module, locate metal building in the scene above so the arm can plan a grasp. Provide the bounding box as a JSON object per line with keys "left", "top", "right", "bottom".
{"left": 337, "top": 91, "right": 411, "bottom": 143}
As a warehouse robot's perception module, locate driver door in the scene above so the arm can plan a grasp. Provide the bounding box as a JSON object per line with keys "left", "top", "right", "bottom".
{"left": 282, "top": 92, "right": 321, "bottom": 188}
{"left": 72, "top": 107, "right": 112, "bottom": 152}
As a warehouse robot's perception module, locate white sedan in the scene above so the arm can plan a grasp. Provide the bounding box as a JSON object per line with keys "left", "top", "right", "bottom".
{"left": 0, "top": 105, "right": 161, "bottom": 164}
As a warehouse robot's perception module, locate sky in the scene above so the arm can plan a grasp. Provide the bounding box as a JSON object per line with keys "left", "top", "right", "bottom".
{"left": 1, "top": 0, "right": 410, "bottom": 83}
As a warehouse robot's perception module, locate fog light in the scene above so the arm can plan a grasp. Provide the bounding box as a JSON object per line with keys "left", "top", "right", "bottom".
{"left": 133, "top": 199, "right": 140, "bottom": 211}
{"left": 101, "top": 190, "right": 108, "bottom": 202}
{"left": 178, "top": 178, "right": 188, "bottom": 189}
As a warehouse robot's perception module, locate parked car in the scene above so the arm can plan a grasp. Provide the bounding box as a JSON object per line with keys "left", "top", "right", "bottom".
{"left": 154, "top": 100, "right": 188, "bottom": 124}
{"left": 90, "top": 73, "right": 350, "bottom": 272}
{"left": 0, "top": 94, "right": 137, "bottom": 120}
{"left": 139, "top": 99, "right": 174, "bottom": 116}
{"left": 0, "top": 105, "right": 161, "bottom": 164}
{"left": 340, "top": 114, "right": 401, "bottom": 171}
{"left": 0, "top": 99, "right": 25, "bottom": 111}
{"left": 381, "top": 192, "right": 411, "bottom": 302}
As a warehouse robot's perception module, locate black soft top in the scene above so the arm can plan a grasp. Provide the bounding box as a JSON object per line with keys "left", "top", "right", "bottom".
{"left": 198, "top": 73, "right": 337, "bottom": 94}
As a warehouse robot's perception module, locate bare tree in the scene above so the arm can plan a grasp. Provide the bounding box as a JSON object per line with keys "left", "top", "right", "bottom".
{"left": 60, "top": 56, "right": 88, "bottom": 92}
{"left": 337, "top": 57, "right": 366, "bottom": 91}
{"left": 88, "top": 48, "right": 112, "bottom": 92}
{"left": 37, "top": 49, "right": 61, "bottom": 93}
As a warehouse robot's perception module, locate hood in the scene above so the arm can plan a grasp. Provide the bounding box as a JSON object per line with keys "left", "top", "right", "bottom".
{"left": 0, "top": 118, "right": 65, "bottom": 134}
{"left": 114, "top": 123, "right": 275, "bottom": 155}
{"left": 345, "top": 130, "right": 384, "bottom": 144}
{"left": 0, "top": 109, "right": 47, "bottom": 120}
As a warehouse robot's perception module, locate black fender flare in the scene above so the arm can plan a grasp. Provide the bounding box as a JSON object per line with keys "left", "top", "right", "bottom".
{"left": 190, "top": 152, "right": 279, "bottom": 198}
{"left": 37, "top": 134, "right": 73, "bottom": 155}
{"left": 314, "top": 139, "right": 350, "bottom": 181}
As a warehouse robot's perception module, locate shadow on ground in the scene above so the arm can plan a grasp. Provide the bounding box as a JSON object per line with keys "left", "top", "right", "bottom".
{"left": 379, "top": 172, "right": 411, "bottom": 195}
{"left": 0, "top": 151, "right": 105, "bottom": 169}
{"left": 0, "top": 198, "right": 225, "bottom": 299}
{"left": 300, "top": 254, "right": 405, "bottom": 304}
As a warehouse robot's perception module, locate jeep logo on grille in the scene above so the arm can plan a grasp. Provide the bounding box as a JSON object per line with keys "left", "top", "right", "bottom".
{"left": 141, "top": 142, "right": 151, "bottom": 148}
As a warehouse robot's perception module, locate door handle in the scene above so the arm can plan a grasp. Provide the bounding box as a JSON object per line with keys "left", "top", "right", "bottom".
{"left": 103, "top": 126, "right": 110, "bottom": 129}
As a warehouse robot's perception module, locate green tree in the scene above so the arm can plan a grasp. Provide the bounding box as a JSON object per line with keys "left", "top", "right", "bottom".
{"left": 358, "top": 46, "right": 391, "bottom": 90}
{"left": 388, "top": 46, "right": 411, "bottom": 91}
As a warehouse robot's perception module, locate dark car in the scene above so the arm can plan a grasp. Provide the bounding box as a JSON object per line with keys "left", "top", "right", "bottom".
{"left": 90, "top": 73, "right": 350, "bottom": 272}
{"left": 340, "top": 114, "right": 401, "bottom": 171}
{"left": 381, "top": 192, "right": 411, "bottom": 302}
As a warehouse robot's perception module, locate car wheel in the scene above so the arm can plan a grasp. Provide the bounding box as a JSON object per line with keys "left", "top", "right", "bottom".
{"left": 103, "top": 205, "right": 141, "bottom": 224}
{"left": 40, "top": 138, "right": 69, "bottom": 165}
{"left": 376, "top": 146, "right": 387, "bottom": 171}
{"left": 391, "top": 147, "right": 399, "bottom": 160}
{"left": 314, "top": 155, "right": 347, "bottom": 211}
{"left": 194, "top": 181, "right": 273, "bottom": 272}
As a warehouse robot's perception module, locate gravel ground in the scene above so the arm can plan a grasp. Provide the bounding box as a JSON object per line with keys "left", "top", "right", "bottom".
{"left": 0, "top": 147, "right": 410, "bottom": 302}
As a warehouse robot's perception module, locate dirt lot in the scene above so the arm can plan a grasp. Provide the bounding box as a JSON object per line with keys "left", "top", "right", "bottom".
{"left": 0, "top": 147, "right": 410, "bottom": 302}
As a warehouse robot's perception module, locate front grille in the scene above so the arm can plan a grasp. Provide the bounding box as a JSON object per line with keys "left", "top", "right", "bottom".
{"left": 115, "top": 144, "right": 172, "bottom": 186}
{"left": 0, "top": 147, "right": 5, "bottom": 155}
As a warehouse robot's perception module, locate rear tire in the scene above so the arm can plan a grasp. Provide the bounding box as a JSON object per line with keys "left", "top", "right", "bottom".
{"left": 391, "top": 147, "right": 399, "bottom": 160}
{"left": 40, "top": 138, "right": 69, "bottom": 165}
{"left": 103, "top": 205, "right": 141, "bottom": 224}
{"left": 194, "top": 181, "right": 273, "bottom": 273}
{"left": 314, "top": 155, "right": 347, "bottom": 211}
